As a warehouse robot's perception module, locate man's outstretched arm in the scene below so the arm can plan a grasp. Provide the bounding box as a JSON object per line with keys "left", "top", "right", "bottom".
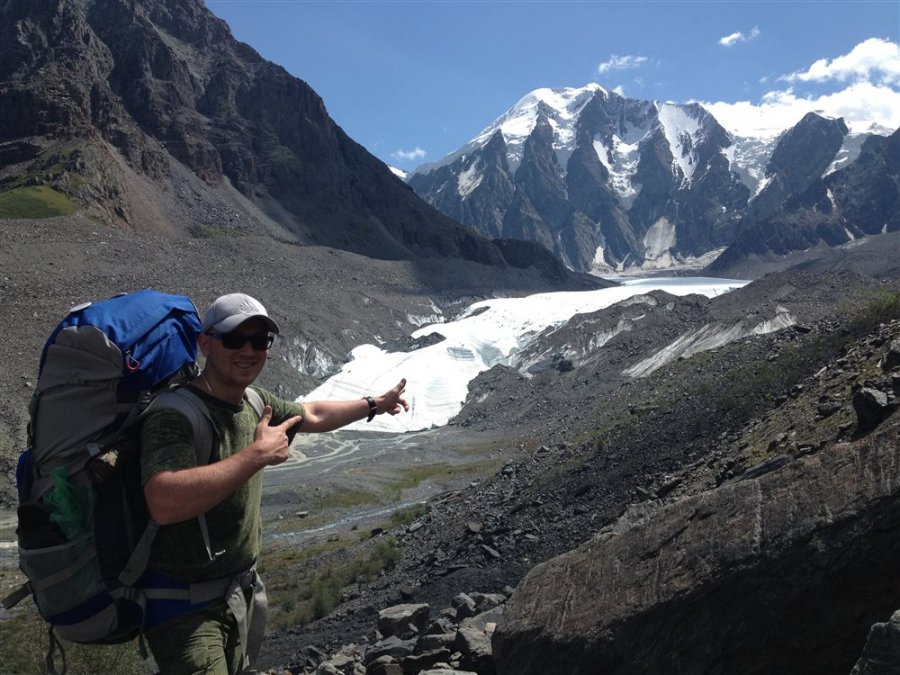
{"left": 301, "top": 378, "right": 409, "bottom": 432}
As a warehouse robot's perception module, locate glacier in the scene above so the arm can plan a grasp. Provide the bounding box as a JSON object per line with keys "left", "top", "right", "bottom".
{"left": 300, "top": 278, "right": 748, "bottom": 433}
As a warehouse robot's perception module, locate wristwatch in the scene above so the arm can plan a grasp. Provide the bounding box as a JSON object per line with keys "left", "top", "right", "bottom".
{"left": 364, "top": 395, "right": 377, "bottom": 422}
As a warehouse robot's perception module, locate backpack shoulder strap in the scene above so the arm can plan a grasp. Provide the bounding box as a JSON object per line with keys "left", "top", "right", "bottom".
{"left": 147, "top": 387, "right": 218, "bottom": 560}
{"left": 151, "top": 387, "right": 216, "bottom": 465}
{"left": 244, "top": 387, "right": 264, "bottom": 418}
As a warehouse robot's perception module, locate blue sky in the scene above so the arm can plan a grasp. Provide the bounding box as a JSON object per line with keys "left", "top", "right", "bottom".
{"left": 205, "top": 1, "right": 900, "bottom": 171}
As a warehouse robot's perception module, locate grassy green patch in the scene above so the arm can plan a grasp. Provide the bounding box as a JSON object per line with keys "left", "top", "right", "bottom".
{"left": 317, "top": 487, "right": 381, "bottom": 510}
{"left": 0, "top": 186, "right": 78, "bottom": 219}
{"left": 388, "top": 503, "right": 428, "bottom": 528}
{"left": 848, "top": 290, "right": 900, "bottom": 336}
{"left": 386, "top": 459, "right": 506, "bottom": 502}
{"left": 196, "top": 224, "right": 240, "bottom": 238}
{"left": 261, "top": 537, "right": 399, "bottom": 632}
{"left": 0, "top": 605, "right": 150, "bottom": 674}
{"left": 273, "top": 459, "right": 505, "bottom": 529}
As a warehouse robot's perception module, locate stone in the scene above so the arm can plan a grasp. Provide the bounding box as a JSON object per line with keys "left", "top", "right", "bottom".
{"left": 319, "top": 653, "right": 355, "bottom": 674}
{"left": 480, "top": 544, "right": 501, "bottom": 559}
{"left": 460, "top": 606, "right": 504, "bottom": 633}
{"left": 851, "top": 610, "right": 900, "bottom": 674}
{"left": 364, "top": 636, "right": 417, "bottom": 664}
{"left": 817, "top": 401, "right": 842, "bottom": 418}
{"left": 424, "top": 617, "right": 456, "bottom": 635}
{"left": 368, "top": 663, "right": 403, "bottom": 675}
{"left": 454, "top": 625, "right": 495, "bottom": 675}
{"left": 494, "top": 423, "right": 900, "bottom": 674}
{"left": 451, "top": 593, "right": 477, "bottom": 620}
{"left": 853, "top": 386, "right": 891, "bottom": 432}
{"left": 377, "top": 604, "right": 431, "bottom": 639}
{"left": 417, "top": 632, "right": 456, "bottom": 652}
{"left": 881, "top": 340, "right": 900, "bottom": 371}
{"left": 399, "top": 648, "right": 452, "bottom": 672}
{"left": 469, "top": 593, "right": 506, "bottom": 613}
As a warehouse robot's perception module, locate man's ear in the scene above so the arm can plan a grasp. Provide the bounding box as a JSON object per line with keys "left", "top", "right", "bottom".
{"left": 198, "top": 332, "right": 211, "bottom": 358}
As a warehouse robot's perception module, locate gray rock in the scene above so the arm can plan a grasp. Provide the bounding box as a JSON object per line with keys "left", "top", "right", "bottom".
{"left": 424, "top": 617, "right": 456, "bottom": 636}
{"left": 817, "top": 401, "right": 842, "bottom": 418}
{"left": 493, "top": 423, "right": 900, "bottom": 674}
{"left": 469, "top": 592, "right": 506, "bottom": 613}
{"left": 854, "top": 386, "right": 891, "bottom": 432}
{"left": 455, "top": 625, "right": 495, "bottom": 675}
{"left": 377, "top": 603, "right": 431, "bottom": 639}
{"left": 399, "top": 648, "right": 452, "bottom": 672}
{"left": 480, "top": 544, "right": 501, "bottom": 559}
{"left": 417, "top": 632, "right": 457, "bottom": 652}
{"left": 367, "top": 662, "right": 403, "bottom": 675}
{"left": 452, "top": 593, "right": 477, "bottom": 620}
{"left": 882, "top": 340, "right": 900, "bottom": 371}
{"left": 852, "top": 610, "right": 900, "bottom": 674}
{"left": 461, "top": 606, "right": 504, "bottom": 633}
{"left": 364, "top": 636, "right": 417, "bottom": 664}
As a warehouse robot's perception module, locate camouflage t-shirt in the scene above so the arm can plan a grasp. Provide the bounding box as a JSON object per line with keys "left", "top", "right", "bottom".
{"left": 140, "top": 385, "right": 304, "bottom": 582}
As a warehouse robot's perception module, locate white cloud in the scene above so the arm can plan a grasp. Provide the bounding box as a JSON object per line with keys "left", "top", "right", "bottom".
{"left": 392, "top": 147, "right": 427, "bottom": 161}
{"left": 699, "top": 38, "right": 900, "bottom": 138}
{"left": 598, "top": 54, "right": 648, "bottom": 74}
{"left": 719, "top": 27, "right": 760, "bottom": 47}
{"left": 701, "top": 81, "right": 900, "bottom": 138}
{"left": 781, "top": 37, "right": 900, "bottom": 86}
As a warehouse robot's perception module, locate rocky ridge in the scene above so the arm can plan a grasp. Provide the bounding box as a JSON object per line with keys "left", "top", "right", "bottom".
{"left": 408, "top": 85, "right": 899, "bottom": 276}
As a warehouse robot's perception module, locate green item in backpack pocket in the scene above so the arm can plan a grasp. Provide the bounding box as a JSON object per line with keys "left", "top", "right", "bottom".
{"left": 45, "top": 467, "right": 91, "bottom": 540}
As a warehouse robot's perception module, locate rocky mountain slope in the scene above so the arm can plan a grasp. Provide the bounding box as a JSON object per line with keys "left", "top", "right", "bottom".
{"left": 0, "top": 0, "right": 576, "bottom": 276}
{"left": 710, "top": 125, "right": 900, "bottom": 276}
{"left": 257, "top": 248, "right": 900, "bottom": 673}
{"left": 408, "top": 85, "right": 898, "bottom": 275}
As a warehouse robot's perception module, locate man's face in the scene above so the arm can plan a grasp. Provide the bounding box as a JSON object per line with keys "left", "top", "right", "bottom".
{"left": 201, "top": 317, "right": 272, "bottom": 388}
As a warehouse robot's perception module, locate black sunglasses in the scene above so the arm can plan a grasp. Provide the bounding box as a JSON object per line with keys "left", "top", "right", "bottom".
{"left": 208, "top": 332, "right": 275, "bottom": 351}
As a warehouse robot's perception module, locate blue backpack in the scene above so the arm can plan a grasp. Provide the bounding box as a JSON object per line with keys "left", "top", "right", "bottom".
{"left": 3, "top": 290, "right": 212, "bottom": 669}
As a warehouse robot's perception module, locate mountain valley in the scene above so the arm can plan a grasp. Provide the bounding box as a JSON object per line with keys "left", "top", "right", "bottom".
{"left": 1, "top": 1, "right": 900, "bottom": 674}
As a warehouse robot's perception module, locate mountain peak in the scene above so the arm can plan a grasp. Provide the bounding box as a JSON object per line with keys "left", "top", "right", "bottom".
{"left": 408, "top": 82, "right": 894, "bottom": 276}
{"left": 414, "top": 83, "right": 608, "bottom": 178}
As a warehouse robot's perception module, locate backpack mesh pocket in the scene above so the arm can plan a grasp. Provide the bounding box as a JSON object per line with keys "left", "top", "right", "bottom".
{"left": 19, "top": 532, "right": 106, "bottom": 617}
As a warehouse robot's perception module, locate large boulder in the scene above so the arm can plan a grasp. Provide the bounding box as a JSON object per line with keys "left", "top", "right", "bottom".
{"left": 852, "top": 610, "right": 900, "bottom": 675}
{"left": 493, "top": 421, "right": 900, "bottom": 675}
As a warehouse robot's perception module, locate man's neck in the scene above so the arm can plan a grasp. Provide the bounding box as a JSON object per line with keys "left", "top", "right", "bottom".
{"left": 198, "top": 370, "right": 246, "bottom": 405}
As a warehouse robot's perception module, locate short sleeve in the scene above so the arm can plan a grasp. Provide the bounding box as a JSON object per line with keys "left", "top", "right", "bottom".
{"left": 140, "top": 409, "right": 199, "bottom": 485}
{"left": 253, "top": 387, "right": 305, "bottom": 426}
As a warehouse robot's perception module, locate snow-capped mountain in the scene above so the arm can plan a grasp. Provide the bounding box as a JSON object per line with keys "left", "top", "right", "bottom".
{"left": 408, "top": 84, "right": 897, "bottom": 275}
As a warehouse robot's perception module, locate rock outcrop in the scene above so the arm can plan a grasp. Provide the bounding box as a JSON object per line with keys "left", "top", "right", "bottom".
{"left": 493, "top": 414, "right": 900, "bottom": 674}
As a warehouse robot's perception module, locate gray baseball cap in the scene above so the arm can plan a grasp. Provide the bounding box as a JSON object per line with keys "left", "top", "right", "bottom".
{"left": 200, "top": 293, "right": 280, "bottom": 334}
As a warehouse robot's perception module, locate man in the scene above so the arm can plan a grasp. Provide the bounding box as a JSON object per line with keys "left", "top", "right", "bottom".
{"left": 140, "top": 293, "right": 408, "bottom": 674}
